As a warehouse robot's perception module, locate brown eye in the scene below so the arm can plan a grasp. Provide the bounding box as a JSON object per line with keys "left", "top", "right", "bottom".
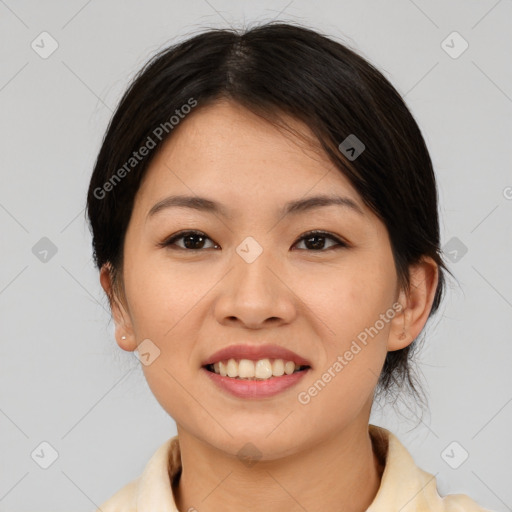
{"left": 160, "top": 231, "right": 218, "bottom": 250}
{"left": 159, "top": 229, "right": 347, "bottom": 252}
{"left": 293, "top": 230, "right": 347, "bottom": 251}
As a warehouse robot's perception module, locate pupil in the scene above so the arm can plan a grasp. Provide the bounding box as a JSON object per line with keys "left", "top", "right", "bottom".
{"left": 184, "top": 235, "right": 325, "bottom": 250}
{"left": 185, "top": 234, "right": 204, "bottom": 249}
{"left": 307, "top": 236, "right": 324, "bottom": 250}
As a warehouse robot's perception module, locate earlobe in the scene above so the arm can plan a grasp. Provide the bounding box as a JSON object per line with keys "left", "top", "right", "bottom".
{"left": 387, "top": 293, "right": 412, "bottom": 351}
{"left": 99, "top": 263, "right": 137, "bottom": 352}
{"left": 387, "top": 257, "right": 439, "bottom": 352}
{"left": 115, "top": 328, "right": 137, "bottom": 352}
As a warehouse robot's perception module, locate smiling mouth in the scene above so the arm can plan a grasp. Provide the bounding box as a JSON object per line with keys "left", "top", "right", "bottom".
{"left": 203, "top": 359, "right": 311, "bottom": 381}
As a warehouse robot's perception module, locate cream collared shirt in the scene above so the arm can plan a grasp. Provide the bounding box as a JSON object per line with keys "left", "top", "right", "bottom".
{"left": 96, "top": 425, "right": 493, "bottom": 512}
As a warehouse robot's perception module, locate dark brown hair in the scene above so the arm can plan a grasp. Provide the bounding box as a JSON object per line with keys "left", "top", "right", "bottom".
{"left": 86, "top": 21, "right": 451, "bottom": 404}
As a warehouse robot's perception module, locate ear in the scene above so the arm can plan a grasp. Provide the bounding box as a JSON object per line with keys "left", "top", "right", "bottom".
{"left": 387, "top": 257, "right": 439, "bottom": 351}
{"left": 99, "top": 263, "right": 137, "bottom": 352}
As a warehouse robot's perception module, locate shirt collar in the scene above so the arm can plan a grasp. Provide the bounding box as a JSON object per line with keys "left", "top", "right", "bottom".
{"left": 366, "top": 424, "right": 443, "bottom": 511}
{"left": 134, "top": 424, "right": 444, "bottom": 512}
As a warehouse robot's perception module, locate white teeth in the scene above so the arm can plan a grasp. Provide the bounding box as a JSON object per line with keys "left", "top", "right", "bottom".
{"left": 209, "top": 358, "right": 306, "bottom": 380}
{"left": 255, "top": 359, "right": 273, "bottom": 379}
{"left": 284, "top": 361, "right": 295, "bottom": 375}
{"left": 239, "top": 359, "right": 255, "bottom": 378}
{"left": 226, "top": 359, "right": 238, "bottom": 378}
{"left": 272, "top": 359, "right": 284, "bottom": 376}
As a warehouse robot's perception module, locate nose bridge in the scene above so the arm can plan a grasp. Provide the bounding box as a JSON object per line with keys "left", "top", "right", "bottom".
{"left": 215, "top": 234, "right": 294, "bottom": 326}
{"left": 233, "top": 234, "right": 278, "bottom": 296}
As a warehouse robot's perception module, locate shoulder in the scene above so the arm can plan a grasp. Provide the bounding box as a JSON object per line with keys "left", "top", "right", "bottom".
{"left": 368, "top": 425, "right": 493, "bottom": 512}
{"left": 414, "top": 466, "right": 494, "bottom": 511}
{"left": 94, "top": 477, "right": 139, "bottom": 512}
{"left": 93, "top": 435, "right": 180, "bottom": 512}
{"left": 441, "top": 492, "right": 495, "bottom": 512}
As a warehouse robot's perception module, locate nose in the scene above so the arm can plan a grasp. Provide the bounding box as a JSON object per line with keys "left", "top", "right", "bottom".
{"left": 214, "top": 245, "right": 297, "bottom": 329}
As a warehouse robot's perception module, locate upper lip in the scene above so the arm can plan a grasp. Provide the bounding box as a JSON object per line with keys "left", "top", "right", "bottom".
{"left": 202, "top": 344, "right": 312, "bottom": 367}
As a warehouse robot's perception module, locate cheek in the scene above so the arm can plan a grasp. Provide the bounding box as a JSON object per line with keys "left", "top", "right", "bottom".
{"left": 294, "top": 253, "right": 396, "bottom": 343}
{"left": 123, "top": 248, "right": 204, "bottom": 338}
{"left": 122, "top": 246, "right": 226, "bottom": 358}
{"left": 291, "top": 255, "right": 395, "bottom": 402}
{"left": 123, "top": 257, "right": 205, "bottom": 420}
{"left": 293, "top": 270, "right": 393, "bottom": 421}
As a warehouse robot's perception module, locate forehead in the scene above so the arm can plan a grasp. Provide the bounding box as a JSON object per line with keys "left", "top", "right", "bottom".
{"left": 135, "top": 99, "right": 366, "bottom": 218}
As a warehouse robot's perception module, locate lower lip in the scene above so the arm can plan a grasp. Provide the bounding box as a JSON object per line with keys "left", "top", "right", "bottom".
{"left": 201, "top": 367, "right": 310, "bottom": 399}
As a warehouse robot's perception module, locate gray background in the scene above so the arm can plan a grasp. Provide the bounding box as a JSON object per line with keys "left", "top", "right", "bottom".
{"left": 1, "top": 1, "right": 511, "bottom": 511}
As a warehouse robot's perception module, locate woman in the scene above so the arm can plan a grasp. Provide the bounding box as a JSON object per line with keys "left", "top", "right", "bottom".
{"left": 88, "top": 21, "right": 491, "bottom": 512}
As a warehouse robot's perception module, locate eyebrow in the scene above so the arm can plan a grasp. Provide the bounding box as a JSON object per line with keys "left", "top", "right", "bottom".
{"left": 147, "top": 193, "right": 364, "bottom": 220}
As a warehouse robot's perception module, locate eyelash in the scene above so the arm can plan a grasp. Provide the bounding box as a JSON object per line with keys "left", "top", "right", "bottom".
{"left": 158, "top": 229, "right": 348, "bottom": 252}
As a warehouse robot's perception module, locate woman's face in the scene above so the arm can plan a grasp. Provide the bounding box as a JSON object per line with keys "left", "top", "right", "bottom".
{"left": 104, "top": 99, "right": 415, "bottom": 458}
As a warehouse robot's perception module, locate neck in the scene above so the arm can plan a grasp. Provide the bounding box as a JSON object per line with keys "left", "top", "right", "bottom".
{"left": 172, "top": 419, "right": 384, "bottom": 512}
